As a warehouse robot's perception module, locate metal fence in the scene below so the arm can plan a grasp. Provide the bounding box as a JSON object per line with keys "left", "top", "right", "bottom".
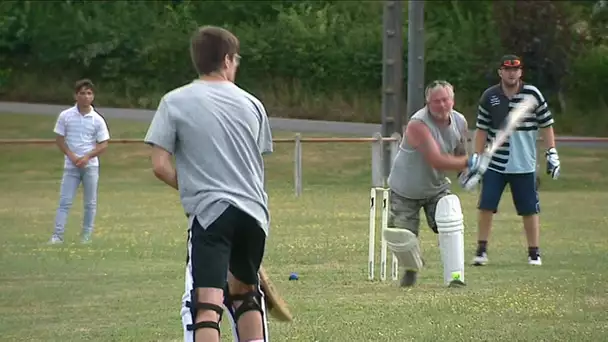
{"left": 2, "top": 134, "right": 608, "bottom": 197}
{"left": 0, "top": 133, "right": 402, "bottom": 197}
{"left": 288, "top": 132, "right": 402, "bottom": 196}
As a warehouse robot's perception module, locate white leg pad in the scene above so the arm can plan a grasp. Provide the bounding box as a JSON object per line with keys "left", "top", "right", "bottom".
{"left": 435, "top": 194, "right": 466, "bottom": 286}
{"left": 382, "top": 228, "right": 424, "bottom": 271}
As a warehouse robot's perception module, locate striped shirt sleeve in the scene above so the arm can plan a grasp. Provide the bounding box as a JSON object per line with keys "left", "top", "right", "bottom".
{"left": 95, "top": 116, "right": 111, "bottom": 142}
{"left": 532, "top": 87, "right": 554, "bottom": 128}
{"left": 476, "top": 94, "right": 491, "bottom": 131}
{"left": 53, "top": 112, "right": 67, "bottom": 136}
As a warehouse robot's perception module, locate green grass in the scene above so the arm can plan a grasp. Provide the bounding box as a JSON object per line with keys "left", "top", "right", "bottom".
{"left": 1, "top": 113, "right": 608, "bottom": 341}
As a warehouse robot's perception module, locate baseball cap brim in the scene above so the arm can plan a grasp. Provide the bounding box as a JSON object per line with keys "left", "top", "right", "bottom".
{"left": 499, "top": 54, "right": 523, "bottom": 69}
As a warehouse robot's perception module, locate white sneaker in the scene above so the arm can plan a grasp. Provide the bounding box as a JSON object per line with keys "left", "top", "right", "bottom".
{"left": 48, "top": 236, "right": 63, "bottom": 244}
{"left": 528, "top": 256, "right": 542, "bottom": 266}
{"left": 81, "top": 233, "right": 92, "bottom": 244}
{"left": 472, "top": 253, "right": 488, "bottom": 266}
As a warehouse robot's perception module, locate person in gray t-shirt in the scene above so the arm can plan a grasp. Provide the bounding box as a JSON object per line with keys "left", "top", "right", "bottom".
{"left": 144, "top": 26, "right": 273, "bottom": 342}
{"left": 385, "top": 80, "right": 487, "bottom": 287}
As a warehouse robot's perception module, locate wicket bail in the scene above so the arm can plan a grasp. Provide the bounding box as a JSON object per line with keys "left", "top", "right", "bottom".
{"left": 368, "top": 187, "right": 399, "bottom": 281}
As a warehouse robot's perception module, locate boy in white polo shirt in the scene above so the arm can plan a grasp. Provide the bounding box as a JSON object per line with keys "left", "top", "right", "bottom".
{"left": 49, "top": 79, "right": 111, "bottom": 244}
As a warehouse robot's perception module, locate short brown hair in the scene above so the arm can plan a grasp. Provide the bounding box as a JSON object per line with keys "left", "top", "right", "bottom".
{"left": 190, "top": 26, "right": 240, "bottom": 75}
{"left": 74, "top": 79, "right": 95, "bottom": 93}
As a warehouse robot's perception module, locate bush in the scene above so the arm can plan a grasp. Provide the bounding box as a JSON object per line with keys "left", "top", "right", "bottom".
{"left": 566, "top": 44, "right": 608, "bottom": 108}
{"left": 0, "top": 0, "right": 606, "bottom": 135}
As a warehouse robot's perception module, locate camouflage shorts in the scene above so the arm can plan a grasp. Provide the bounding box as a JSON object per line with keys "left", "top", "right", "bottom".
{"left": 386, "top": 189, "right": 451, "bottom": 236}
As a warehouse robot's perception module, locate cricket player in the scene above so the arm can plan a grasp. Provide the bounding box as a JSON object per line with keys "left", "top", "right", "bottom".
{"left": 48, "top": 79, "right": 110, "bottom": 244}
{"left": 384, "top": 80, "right": 490, "bottom": 287}
{"left": 472, "top": 54, "right": 560, "bottom": 267}
{"left": 144, "top": 26, "right": 273, "bottom": 342}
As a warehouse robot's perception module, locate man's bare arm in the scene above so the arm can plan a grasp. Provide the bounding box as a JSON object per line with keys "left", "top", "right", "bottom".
{"left": 474, "top": 129, "right": 488, "bottom": 154}
{"left": 150, "top": 145, "right": 178, "bottom": 190}
{"left": 540, "top": 126, "right": 556, "bottom": 149}
{"left": 406, "top": 121, "right": 469, "bottom": 171}
{"left": 75, "top": 141, "right": 110, "bottom": 167}
{"left": 86, "top": 141, "right": 109, "bottom": 158}
{"left": 55, "top": 135, "right": 78, "bottom": 163}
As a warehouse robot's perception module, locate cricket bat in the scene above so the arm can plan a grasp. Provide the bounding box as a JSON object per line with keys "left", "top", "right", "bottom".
{"left": 462, "top": 94, "right": 538, "bottom": 190}
{"left": 259, "top": 266, "right": 293, "bottom": 322}
{"left": 486, "top": 94, "right": 538, "bottom": 155}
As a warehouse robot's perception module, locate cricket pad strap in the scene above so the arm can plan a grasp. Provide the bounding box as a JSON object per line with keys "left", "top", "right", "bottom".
{"left": 185, "top": 289, "right": 224, "bottom": 333}
{"left": 225, "top": 291, "right": 264, "bottom": 322}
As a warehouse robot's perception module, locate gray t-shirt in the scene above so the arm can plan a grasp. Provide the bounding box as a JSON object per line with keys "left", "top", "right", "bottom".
{"left": 387, "top": 107, "right": 468, "bottom": 200}
{"left": 144, "top": 80, "right": 273, "bottom": 235}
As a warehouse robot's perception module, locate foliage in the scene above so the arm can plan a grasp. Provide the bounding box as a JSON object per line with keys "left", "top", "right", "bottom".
{"left": 0, "top": 0, "right": 606, "bottom": 133}
{"left": 424, "top": 1, "right": 502, "bottom": 97}
{"left": 492, "top": 1, "right": 582, "bottom": 102}
{"left": 566, "top": 44, "right": 608, "bottom": 108}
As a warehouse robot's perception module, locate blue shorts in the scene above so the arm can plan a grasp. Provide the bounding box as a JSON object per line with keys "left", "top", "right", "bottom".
{"left": 477, "top": 169, "right": 540, "bottom": 216}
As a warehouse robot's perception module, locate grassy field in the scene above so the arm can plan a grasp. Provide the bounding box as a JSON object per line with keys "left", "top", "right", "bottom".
{"left": 1, "top": 113, "right": 607, "bottom": 342}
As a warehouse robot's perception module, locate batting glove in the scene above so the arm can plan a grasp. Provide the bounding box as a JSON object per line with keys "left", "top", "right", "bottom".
{"left": 467, "top": 152, "right": 492, "bottom": 174}
{"left": 545, "top": 147, "right": 560, "bottom": 179}
{"left": 459, "top": 152, "right": 492, "bottom": 191}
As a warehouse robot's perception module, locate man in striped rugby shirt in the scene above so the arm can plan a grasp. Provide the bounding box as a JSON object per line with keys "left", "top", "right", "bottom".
{"left": 472, "top": 54, "right": 561, "bottom": 267}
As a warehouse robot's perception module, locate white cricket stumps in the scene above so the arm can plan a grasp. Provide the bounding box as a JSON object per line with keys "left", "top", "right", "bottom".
{"left": 435, "top": 194, "right": 466, "bottom": 287}
{"left": 368, "top": 187, "right": 399, "bottom": 281}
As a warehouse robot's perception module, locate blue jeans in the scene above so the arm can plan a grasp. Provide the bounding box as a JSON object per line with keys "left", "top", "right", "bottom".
{"left": 477, "top": 169, "right": 539, "bottom": 216}
{"left": 52, "top": 166, "right": 99, "bottom": 239}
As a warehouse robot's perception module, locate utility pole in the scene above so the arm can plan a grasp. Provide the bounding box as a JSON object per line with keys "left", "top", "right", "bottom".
{"left": 406, "top": 0, "right": 425, "bottom": 119}
{"left": 381, "top": 0, "right": 404, "bottom": 182}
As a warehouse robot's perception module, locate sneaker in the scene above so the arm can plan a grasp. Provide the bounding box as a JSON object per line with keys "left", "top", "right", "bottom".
{"left": 448, "top": 279, "right": 466, "bottom": 288}
{"left": 528, "top": 256, "right": 542, "bottom": 266}
{"left": 400, "top": 270, "right": 417, "bottom": 287}
{"left": 472, "top": 252, "right": 488, "bottom": 266}
{"left": 81, "top": 232, "right": 92, "bottom": 244}
{"left": 48, "top": 235, "right": 63, "bottom": 244}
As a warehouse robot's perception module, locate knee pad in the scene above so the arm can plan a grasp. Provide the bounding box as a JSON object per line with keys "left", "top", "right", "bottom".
{"left": 185, "top": 289, "right": 224, "bottom": 334}
{"left": 383, "top": 227, "right": 424, "bottom": 271}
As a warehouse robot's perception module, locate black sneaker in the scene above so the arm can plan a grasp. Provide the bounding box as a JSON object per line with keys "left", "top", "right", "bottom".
{"left": 400, "top": 270, "right": 417, "bottom": 287}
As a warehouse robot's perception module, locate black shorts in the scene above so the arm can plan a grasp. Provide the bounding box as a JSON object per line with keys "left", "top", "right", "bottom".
{"left": 187, "top": 204, "right": 266, "bottom": 289}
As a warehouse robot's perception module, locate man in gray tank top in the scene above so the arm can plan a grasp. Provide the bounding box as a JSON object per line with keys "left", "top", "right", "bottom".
{"left": 144, "top": 26, "right": 272, "bottom": 342}
{"left": 386, "top": 80, "right": 488, "bottom": 287}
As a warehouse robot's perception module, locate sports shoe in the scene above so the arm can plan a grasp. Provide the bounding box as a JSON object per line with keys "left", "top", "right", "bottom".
{"left": 472, "top": 252, "right": 488, "bottom": 266}
{"left": 448, "top": 279, "right": 466, "bottom": 288}
{"left": 48, "top": 235, "right": 63, "bottom": 244}
{"left": 81, "top": 232, "right": 92, "bottom": 244}
{"left": 400, "top": 270, "right": 417, "bottom": 287}
{"left": 528, "top": 256, "right": 542, "bottom": 266}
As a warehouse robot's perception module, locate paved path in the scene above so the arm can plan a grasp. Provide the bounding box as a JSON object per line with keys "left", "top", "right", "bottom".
{"left": 1, "top": 101, "right": 606, "bottom": 148}
{"left": 0, "top": 101, "right": 379, "bottom": 136}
